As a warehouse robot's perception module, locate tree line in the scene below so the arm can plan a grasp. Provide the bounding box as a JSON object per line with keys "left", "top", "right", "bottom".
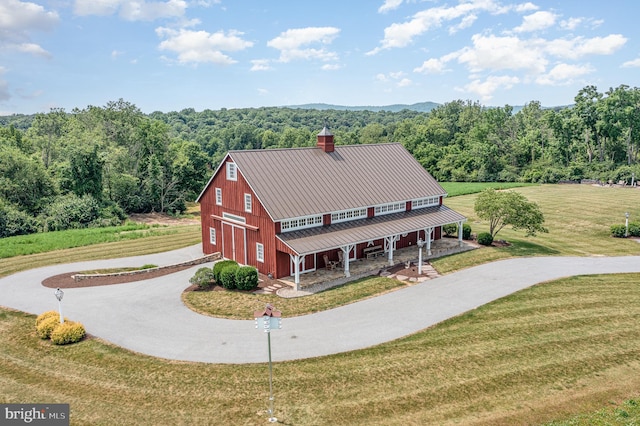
{"left": 1, "top": 84, "right": 639, "bottom": 237}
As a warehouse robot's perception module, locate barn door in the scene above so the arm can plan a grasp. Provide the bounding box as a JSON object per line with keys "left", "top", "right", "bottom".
{"left": 222, "top": 222, "right": 246, "bottom": 264}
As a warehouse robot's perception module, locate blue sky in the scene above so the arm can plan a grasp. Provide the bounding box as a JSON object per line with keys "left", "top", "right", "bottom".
{"left": 2, "top": 0, "right": 640, "bottom": 115}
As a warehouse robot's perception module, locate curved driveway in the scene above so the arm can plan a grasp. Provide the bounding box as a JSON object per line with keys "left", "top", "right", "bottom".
{"left": 2, "top": 245, "right": 640, "bottom": 364}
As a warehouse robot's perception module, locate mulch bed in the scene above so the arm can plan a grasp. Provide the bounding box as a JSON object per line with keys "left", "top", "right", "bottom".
{"left": 41, "top": 265, "right": 195, "bottom": 289}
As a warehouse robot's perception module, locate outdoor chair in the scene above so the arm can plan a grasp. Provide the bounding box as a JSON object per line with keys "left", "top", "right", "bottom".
{"left": 323, "top": 254, "right": 338, "bottom": 270}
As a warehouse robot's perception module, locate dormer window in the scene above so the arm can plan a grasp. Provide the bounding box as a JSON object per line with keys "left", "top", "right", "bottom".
{"left": 226, "top": 162, "right": 237, "bottom": 181}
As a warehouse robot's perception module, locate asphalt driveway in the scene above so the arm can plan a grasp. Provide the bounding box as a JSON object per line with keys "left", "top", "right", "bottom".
{"left": 2, "top": 244, "right": 640, "bottom": 364}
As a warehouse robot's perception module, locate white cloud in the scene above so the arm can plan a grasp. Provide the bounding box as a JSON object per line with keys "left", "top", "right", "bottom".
{"left": 322, "top": 63, "right": 342, "bottom": 71}
{"left": 0, "top": 67, "right": 9, "bottom": 101}
{"left": 378, "top": 0, "right": 403, "bottom": 14}
{"left": 74, "top": 0, "right": 187, "bottom": 21}
{"left": 367, "top": 0, "right": 510, "bottom": 54}
{"left": 0, "top": 0, "right": 58, "bottom": 57}
{"left": 250, "top": 59, "right": 271, "bottom": 71}
{"left": 156, "top": 27, "right": 253, "bottom": 65}
{"left": 449, "top": 14, "right": 477, "bottom": 34}
{"left": 545, "top": 34, "right": 627, "bottom": 60}
{"left": 622, "top": 58, "right": 640, "bottom": 68}
{"left": 536, "top": 63, "right": 593, "bottom": 85}
{"left": 461, "top": 75, "right": 520, "bottom": 100}
{"left": 376, "top": 71, "right": 412, "bottom": 88}
{"left": 267, "top": 27, "right": 340, "bottom": 63}
{"left": 111, "top": 50, "right": 124, "bottom": 59}
{"left": 397, "top": 78, "right": 412, "bottom": 87}
{"left": 457, "top": 34, "right": 548, "bottom": 74}
{"left": 513, "top": 11, "right": 557, "bottom": 33}
{"left": 560, "top": 17, "right": 583, "bottom": 31}
{"left": 514, "top": 2, "right": 538, "bottom": 13}
{"left": 414, "top": 58, "right": 448, "bottom": 74}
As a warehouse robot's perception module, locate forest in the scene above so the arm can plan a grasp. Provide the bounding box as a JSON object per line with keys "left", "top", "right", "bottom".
{"left": 1, "top": 84, "right": 639, "bottom": 238}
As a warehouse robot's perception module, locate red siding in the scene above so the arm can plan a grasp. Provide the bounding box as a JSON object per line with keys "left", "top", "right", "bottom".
{"left": 323, "top": 214, "right": 331, "bottom": 226}
{"left": 405, "top": 201, "right": 412, "bottom": 212}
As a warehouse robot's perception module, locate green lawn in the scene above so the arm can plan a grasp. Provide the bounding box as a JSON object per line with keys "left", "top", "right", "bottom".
{"left": 440, "top": 181, "right": 536, "bottom": 197}
{"left": 2, "top": 273, "right": 640, "bottom": 425}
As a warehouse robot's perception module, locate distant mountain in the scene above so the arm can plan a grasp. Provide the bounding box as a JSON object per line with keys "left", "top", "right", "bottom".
{"left": 285, "top": 102, "right": 441, "bottom": 113}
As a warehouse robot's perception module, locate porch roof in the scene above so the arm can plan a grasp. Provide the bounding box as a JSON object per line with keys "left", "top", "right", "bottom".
{"left": 276, "top": 205, "right": 466, "bottom": 255}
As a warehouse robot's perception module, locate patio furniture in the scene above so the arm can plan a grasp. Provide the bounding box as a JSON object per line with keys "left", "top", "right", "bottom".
{"left": 337, "top": 250, "right": 344, "bottom": 267}
{"left": 323, "top": 254, "right": 338, "bottom": 270}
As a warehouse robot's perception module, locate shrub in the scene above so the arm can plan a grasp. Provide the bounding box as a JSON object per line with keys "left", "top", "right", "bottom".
{"left": 477, "top": 232, "right": 494, "bottom": 246}
{"left": 213, "top": 260, "right": 238, "bottom": 283}
{"left": 235, "top": 266, "right": 259, "bottom": 291}
{"left": 50, "top": 321, "right": 86, "bottom": 345}
{"left": 35, "top": 310, "right": 59, "bottom": 327}
{"left": 190, "top": 267, "right": 216, "bottom": 290}
{"left": 629, "top": 222, "right": 640, "bottom": 237}
{"left": 36, "top": 316, "right": 62, "bottom": 339}
{"left": 220, "top": 265, "right": 239, "bottom": 289}
{"left": 462, "top": 223, "right": 472, "bottom": 240}
{"left": 610, "top": 224, "right": 627, "bottom": 238}
{"left": 442, "top": 223, "right": 457, "bottom": 237}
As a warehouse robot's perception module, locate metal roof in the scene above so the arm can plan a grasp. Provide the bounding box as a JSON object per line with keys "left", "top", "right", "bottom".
{"left": 228, "top": 143, "right": 447, "bottom": 221}
{"left": 276, "top": 205, "right": 466, "bottom": 255}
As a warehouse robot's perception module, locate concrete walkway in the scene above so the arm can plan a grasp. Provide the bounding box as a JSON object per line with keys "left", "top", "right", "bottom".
{"left": 2, "top": 245, "right": 640, "bottom": 364}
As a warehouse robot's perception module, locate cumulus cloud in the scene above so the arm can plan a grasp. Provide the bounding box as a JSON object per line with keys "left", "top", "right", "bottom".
{"left": 621, "top": 58, "right": 640, "bottom": 68}
{"left": 250, "top": 59, "right": 271, "bottom": 71}
{"left": 156, "top": 27, "right": 253, "bottom": 65}
{"left": 457, "top": 34, "right": 548, "bottom": 74}
{"left": 0, "top": 0, "right": 58, "bottom": 57}
{"left": 376, "top": 71, "right": 412, "bottom": 88}
{"left": 461, "top": 75, "right": 520, "bottom": 100}
{"left": 513, "top": 11, "right": 557, "bottom": 33}
{"left": 267, "top": 27, "right": 340, "bottom": 63}
{"left": 378, "top": 0, "right": 403, "bottom": 14}
{"left": 545, "top": 34, "right": 627, "bottom": 60}
{"left": 74, "top": 0, "right": 187, "bottom": 21}
{"left": 414, "top": 58, "right": 448, "bottom": 74}
{"left": 536, "top": 63, "right": 593, "bottom": 85}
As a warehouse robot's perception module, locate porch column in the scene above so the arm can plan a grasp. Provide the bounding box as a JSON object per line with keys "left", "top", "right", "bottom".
{"left": 289, "top": 254, "right": 303, "bottom": 291}
{"left": 458, "top": 221, "right": 464, "bottom": 247}
{"left": 341, "top": 244, "right": 355, "bottom": 278}
{"left": 425, "top": 227, "right": 433, "bottom": 255}
{"left": 384, "top": 235, "right": 398, "bottom": 266}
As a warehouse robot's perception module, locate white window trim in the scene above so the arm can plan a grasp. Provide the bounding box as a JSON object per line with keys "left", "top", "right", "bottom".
{"left": 331, "top": 207, "right": 367, "bottom": 224}
{"left": 209, "top": 227, "right": 216, "bottom": 245}
{"left": 222, "top": 212, "right": 246, "bottom": 224}
{"left": 280, "top": 214, "right": 323, "bottom": 232}
{"left": 215, "top": 188, "right": 222, "bottom": 206}
{"left": 374, "top": 202, "right": 406, "bottom": 217}
{"left": 226, "top": 162, "right": 237, "bottom": 181}
{"left": 256, "top": 243, "right": 264, "bottom": 263}
{"left": 411, "top": 196, "right": 439, "bottom": 210}
{"left": 244, "top": 193, "right": 252, "bottom": 213}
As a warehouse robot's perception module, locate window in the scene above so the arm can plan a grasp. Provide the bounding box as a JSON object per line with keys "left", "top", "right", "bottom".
{"left": 331, "top": 208, "right": 367, "bottom": 224}
{"left": 215, "top": 188, "right": 222, "bottom": 205}
{"left": 256, "top": 243, "right": 264, "bottom": 262}
{"left": 280, "top": 215, "right": 323, "bottom": 232}
{"left": 374, "top": 202, "right": 406, "bottom": 216}
{"left": 411, "top": 196, "right": 439, "bottom": 209}
{"left": 244, "top": 194, "right": 252, "bottom": 213}
{"left": 222, "top": 212, "right": 246, "bottom": 223}
{"left": 226, "top": 162, "right": 237, "bottom": 181}
{"left": 209, "top": 227, "right": 216, "bottom": 245}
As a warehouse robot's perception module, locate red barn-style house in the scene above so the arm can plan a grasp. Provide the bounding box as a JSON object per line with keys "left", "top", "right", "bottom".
{"left": 197, "top": 127, "right": 466, "bottom": 290}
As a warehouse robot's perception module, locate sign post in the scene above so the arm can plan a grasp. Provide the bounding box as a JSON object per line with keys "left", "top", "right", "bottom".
{"left": 254, "top": 304, "right": 282, "bottom": 423}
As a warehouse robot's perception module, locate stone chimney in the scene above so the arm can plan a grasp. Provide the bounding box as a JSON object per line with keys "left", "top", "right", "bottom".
{"left": 317, "top": 126, "right": 334, "bottom": 153}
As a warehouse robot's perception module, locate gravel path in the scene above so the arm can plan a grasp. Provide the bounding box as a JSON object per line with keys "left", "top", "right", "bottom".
{"left": 2, "top": 245, "right": 640, "bottom": 364}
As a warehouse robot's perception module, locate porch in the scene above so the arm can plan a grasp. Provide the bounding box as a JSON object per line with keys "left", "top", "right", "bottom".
{"left": 277, "top": 237, "right": 476, "bottom": 296}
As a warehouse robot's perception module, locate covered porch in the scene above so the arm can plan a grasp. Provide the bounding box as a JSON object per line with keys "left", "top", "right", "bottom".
{"left": 276, "top": 205, "right": 468, "bottom": 291}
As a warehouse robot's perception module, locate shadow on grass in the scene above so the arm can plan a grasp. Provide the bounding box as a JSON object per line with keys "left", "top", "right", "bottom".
{"left": 500, "top": 239, "right": 560, "bottom": 256}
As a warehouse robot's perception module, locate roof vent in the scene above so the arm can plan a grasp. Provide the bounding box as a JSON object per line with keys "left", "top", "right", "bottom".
{"left": 317, "top": 126, "right": 334, "bottom": 153}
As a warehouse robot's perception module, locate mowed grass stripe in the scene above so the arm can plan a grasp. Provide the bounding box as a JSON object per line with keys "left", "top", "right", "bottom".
{"left": 0, "top": 226, "right": 201, "bottom": 278}
{"left": 3, "top": 273, "right": 638, "bottom": 424}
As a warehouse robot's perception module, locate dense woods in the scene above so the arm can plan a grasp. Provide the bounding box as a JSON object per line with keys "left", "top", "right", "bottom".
{"left": 1, "top": 84, "right": 639, "bottom": 237}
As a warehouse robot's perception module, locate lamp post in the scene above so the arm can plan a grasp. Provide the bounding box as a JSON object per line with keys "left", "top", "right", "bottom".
{"left": 625, "top": 212, "right": 630, "bottom": 237}
{"left": 416, "top": 238, "right": 425, "bottom": 275}
{"left": 254, "top": 304, "right": 282, "bottom": 423}
{"left": 54, "top": 288, "right": 64, "bottom": 324}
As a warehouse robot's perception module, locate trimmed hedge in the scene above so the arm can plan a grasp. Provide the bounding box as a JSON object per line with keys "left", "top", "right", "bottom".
{"left": 35, "top": 310, "right": 59, "bottom": 327}
{"left": 50, "top": 321, "right": 86, "bottom": 345}
{"left": 236, "top": 266, "right": 259, "bottom": 291}
{"left": 189, "top": 267, "right": 216, "bottom": 290}
{"left": 36, "top": 316, "right": 62, "bottom": 339}
{"left": 629, "top": 222, "right": 640, "bottom": 237}
{"left": 611, "top": 224, "right": 627, "bottom": 238}
{"left": 220, "top": 265, "right": 239, "bottom": 289}
{"left": 213, "top": 260, "right": 238, "bottom": 283}
{"left": 462, "top": 223, "right": 472, "bottom": 240}
{"left": 477, "top": 232, "right": 494, "bottom": 246}
{"left": 442, "top": 223, "right": 457, "bottom": 237}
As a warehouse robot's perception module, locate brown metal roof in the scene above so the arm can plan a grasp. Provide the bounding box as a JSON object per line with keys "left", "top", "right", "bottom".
{"left": 229, "top": 143, "right": 447, "bottom": 221}
{"left": 276, "top": 205, "right": 466, "bottom": 255}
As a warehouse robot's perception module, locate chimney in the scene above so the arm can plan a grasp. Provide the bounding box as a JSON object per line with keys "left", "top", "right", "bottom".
{"left": 317, "top": 126, "right": 334, "bottom": 153}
